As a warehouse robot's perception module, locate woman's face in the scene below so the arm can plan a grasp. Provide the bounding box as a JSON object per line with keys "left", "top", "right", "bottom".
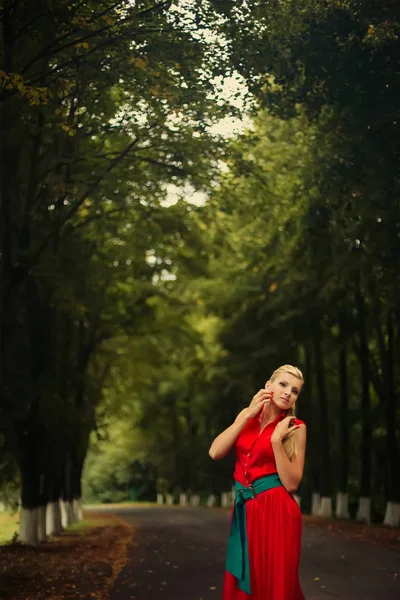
{"left": 265, "top": 373, "right": 302, "bottom": 411}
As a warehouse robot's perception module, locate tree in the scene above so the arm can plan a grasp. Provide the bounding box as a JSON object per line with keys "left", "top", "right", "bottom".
{"left": 0, "top": 0, "right": 237, "bottom": 543}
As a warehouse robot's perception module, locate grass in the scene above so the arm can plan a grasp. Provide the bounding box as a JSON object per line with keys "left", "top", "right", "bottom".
{"left": 0, "top": 501, "right": 155, "bottom": 546}
{"left": 0, "top": 511, "right": 19, "bottom": 545}
{"left": 0, "top": 509, "right": 128, "bottom": 545}
{"left": 66, "top": 516, "right": 116, "bottom": 532}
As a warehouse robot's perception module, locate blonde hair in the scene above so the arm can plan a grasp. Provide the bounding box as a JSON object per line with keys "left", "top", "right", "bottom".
{"left": 269, "top": 364, "right": 304, "bottom": 461}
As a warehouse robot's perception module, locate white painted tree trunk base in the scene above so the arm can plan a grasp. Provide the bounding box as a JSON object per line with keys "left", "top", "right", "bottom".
{"left": 311, "top": 492, "right": 321, "bottom": 516}
{"left": 166, "top": 494, "right": 174, "bottom": 505}
{"left": 190, "top": 494, "right": 200, "bottom": 506}
{"left": 356, "top": 496, "right": 371, "bottom": 523}
{"left": 207, "top": 494, "right": 216, "bottom": 508}
{"left": 318, "top": 496, "right": 332, "bottom": 518}
{"left": 38, "top": 505, "right": 47, "bottom": 542}
{"left": 60, "top": 500, "right": 67, "bottom": 528}
{"left": 73, "top": 498, "right": 83, "bottom": 521}
{"left": 46, "top": 501, "right": 63, "bottom": 536}
{"left": 19, "top": 508, "right": 39, "bottom": 546}
{"left": 221, "top": 492, "right": 233, "bottom": 508}
{"left": 383, "top": 501, "right": 400, "bottom": 527}
{"left": 179, "top": 494, "right": 188, "bottom": 506}
{"left": 61, "top": 500, "right": 76, "bottom": 528}
{"left": 157, "top": 493, "right": 164, "bottom": 505}
{"left": 336, "top": 492, "right": 350, "bottom": 519}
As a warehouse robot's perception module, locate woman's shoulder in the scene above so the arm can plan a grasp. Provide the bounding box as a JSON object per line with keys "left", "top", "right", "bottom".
{"left": 235, "top": 413, "right": 258, "bottom": 446}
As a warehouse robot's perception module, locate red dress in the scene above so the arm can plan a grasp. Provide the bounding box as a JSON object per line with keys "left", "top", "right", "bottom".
{"left": 222, "top": 412, "right": 305, "bottom": 600}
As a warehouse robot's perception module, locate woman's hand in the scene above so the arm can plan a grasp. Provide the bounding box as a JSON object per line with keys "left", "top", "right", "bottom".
{"left": 210, "top": 392, "right": 273, "bottom": 460}
{"left": 245, "top": 388, "right": 273, "bottom": 420}
{"left": 271, "top": 416, "right": 300, "bottom": 444}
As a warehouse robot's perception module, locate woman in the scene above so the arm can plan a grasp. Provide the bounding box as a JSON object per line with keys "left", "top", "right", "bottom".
{"left": 209, "top": 364, "right": 306, "bottom": 600}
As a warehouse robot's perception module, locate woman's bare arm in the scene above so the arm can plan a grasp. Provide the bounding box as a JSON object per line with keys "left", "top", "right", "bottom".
{"left": 208, "top": 409, "right": 251, "bottom": 460}
{"left": 209, "top": 389, "right": 272, "bottom": 460}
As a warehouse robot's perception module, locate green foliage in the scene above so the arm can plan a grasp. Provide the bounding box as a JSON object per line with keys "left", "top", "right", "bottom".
{"left": 1, "top": 0, "right": 399, "bottom": 515}
{"left": 0, "top": 0, "right": 238, "bottom": 506}
{"left": 87, "top": 90, "right": 400, "bottom": 506}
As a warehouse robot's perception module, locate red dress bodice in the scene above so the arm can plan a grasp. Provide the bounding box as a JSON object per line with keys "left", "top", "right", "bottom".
{"left": 233, "top": 412, "right": 305, "bottom": 486}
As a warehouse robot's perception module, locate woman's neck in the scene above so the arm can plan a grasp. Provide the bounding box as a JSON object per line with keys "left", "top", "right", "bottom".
{"left": 259, "top": 404, "right": 285, "bottom": 428}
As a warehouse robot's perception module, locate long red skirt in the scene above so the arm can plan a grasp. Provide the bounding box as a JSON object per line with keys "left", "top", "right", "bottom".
{"left": 222, "top": 487, "right": 305, "bottom": 600}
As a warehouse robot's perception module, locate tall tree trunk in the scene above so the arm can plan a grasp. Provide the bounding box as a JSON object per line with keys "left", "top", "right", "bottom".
{"left": 383, "top": 312, "right": 400, "bottom": 525}
{"left": 314, "top": 330, "right": 332, "bottom": 517}
{"left": 46, "top": 474, "right": 63, "bottom": 536}
{"left": 0, "top": 122, "right": 17, "bottom": 413}
{"left": 72, "top": 452, "right": 85, "bottom": 522}
{"left": 336, "top": 319, "right": 350, "bottom": 518}
{"left": 355, "top": 291, "right": 372, "bottom": 523}
{"left": 18, "top": 419, "right": 40, "bottom": 545}
{"left": 61, "top": 454, "right": 76, "bottom": 528}
{"left": 38, "top": 472, "right": 49, "bottom": 542}
{"left": 302, "top": 343, "right": 321, "bottom": 515}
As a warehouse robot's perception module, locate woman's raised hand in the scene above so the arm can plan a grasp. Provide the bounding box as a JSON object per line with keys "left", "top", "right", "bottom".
{"left": 246, "top": 388, "right": 273, "bottom": 419}
{"left": 271, "top": 416, "right": 300, "bottom": 443}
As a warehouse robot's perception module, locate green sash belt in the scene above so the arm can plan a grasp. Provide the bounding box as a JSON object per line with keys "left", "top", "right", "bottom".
{"left": 225, "top": 473, "right": 282, "bottom": 595}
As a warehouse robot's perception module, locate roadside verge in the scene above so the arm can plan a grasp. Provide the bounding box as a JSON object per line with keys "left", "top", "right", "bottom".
{"left": 0, "top": 511, "right": 134, "bottom": 600}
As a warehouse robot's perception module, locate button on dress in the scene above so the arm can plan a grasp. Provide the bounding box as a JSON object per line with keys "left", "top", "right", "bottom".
{"left": 222, "top": 412, "right": 305, "bottom": 600}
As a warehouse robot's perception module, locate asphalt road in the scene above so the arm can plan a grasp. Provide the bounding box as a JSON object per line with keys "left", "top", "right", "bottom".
{"left": 93, "top": 506, "right": 400, "bottom": 600}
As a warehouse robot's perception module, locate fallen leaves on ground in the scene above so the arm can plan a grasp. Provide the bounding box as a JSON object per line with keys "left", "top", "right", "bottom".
{"left": 0, "top": 511, "right": 134, "bottom": 600}
{"left": 303, "top": 514, "right": 400, "bottom": 551}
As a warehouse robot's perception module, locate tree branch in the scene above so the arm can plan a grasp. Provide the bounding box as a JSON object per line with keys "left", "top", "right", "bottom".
{"left": 21, "top": 1, "right": 173, "bottom": 78}
{"left": 24, "top": 25, "right": 169, "bottom": 89}
{"left": 31, "top": 136, "right": 141, "bottom": 265}
{"left": 20, "top": 1, "right": 128, "bottom": 76}
{"left": 65, "top": 208, "right": 123, "bottom": 233}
